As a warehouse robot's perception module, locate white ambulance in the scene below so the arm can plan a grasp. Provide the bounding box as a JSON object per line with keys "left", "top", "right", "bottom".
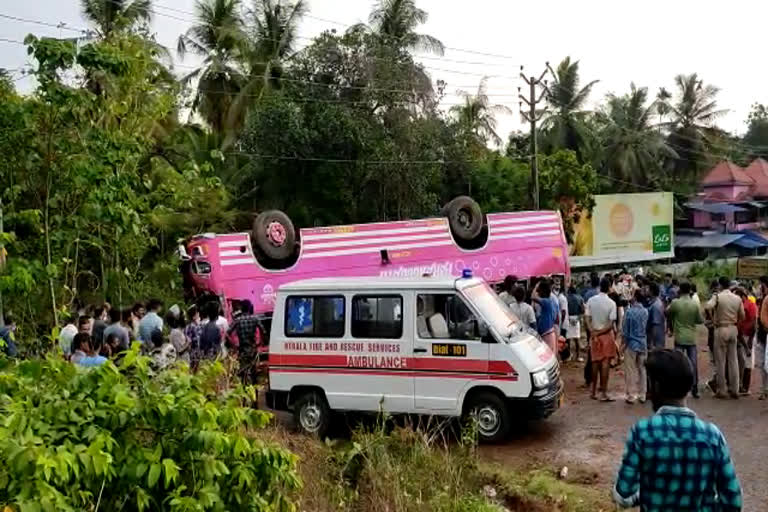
{"left": 265, "top": 272, "right": 563, "bottom": 442}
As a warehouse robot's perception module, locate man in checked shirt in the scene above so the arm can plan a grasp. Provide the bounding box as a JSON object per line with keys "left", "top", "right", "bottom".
{"left": 613, "top": 349, "right": 742, "bottom": 511}
{"left": 227, "top": 300, "right": 264, "bottom": 385}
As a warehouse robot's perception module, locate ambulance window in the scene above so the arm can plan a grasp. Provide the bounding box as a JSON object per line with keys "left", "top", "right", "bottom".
{"left": 417, "top": 293, "right": 480, "bottom": 340}
{"left": 352, "top": 295, "right": 403, "bottom": 339}
{"left": 285, "top": 296, "right": 345, "bottom": 337}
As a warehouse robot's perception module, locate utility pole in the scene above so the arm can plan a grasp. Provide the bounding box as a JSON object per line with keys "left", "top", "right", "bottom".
{"left": 518, "top": 65, "right": 550, "bottom": 210}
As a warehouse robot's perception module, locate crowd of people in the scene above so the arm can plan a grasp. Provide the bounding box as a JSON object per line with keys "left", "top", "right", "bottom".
{"left": 49, "top": 298, "right": 266, "bottom": 383}
{"left": 499, "top": 271, "right": 751, "bottom": 510}
{"left": 499, "top": 270, "right": 767, "bottom": 403}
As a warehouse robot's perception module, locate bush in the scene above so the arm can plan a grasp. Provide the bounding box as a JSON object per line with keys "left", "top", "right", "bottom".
{"left": 0, "top": 347, "right": 300, "bottom": 511}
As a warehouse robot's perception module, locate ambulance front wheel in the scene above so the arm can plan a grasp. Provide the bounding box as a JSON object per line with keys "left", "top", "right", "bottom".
{"left": 465, "top": 391, "right": 511, "bottom": 443}
{"left": 294, "top": 390, "right": 331, "bottom": 438}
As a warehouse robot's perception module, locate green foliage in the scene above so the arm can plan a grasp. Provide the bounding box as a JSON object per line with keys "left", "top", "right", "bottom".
{"left": 743, "top": 103, "right": 768, "bottom": 160}
{"left": 596, "top": 83, "right": 677, "bottom": 190}
{"left": 470, "top": 150, "right": 596, "bottom": 241}
{"left": 450, "top": 78, "right": 511, "bottom": 147}
{"left": 0, "top": 348, "right": 300, "bottom": 511}
{"left": 0, "top": 33, "right": 231, "bottom": 332}
{"left": 80, "top": 0, "right": 152, "bottom": 38}
{"left": 664, "top": 73, "right": 727, "bottom": 181}
{"left": 541, "top": 57, "right": 600, "bottom": 162}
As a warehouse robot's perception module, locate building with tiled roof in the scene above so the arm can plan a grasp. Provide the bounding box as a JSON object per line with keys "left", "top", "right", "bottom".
{"left": 744, "top": 158, "right": 768, "bottom": 198}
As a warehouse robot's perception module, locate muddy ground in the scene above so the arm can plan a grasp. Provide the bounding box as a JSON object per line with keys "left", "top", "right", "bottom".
{"left": 480, "top": 328, "right": 768, "bottom": 510}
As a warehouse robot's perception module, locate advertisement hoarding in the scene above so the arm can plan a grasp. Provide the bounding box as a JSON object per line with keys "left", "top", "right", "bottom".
{"left": 570, "top": 192, "right": 674, "bottom": 267}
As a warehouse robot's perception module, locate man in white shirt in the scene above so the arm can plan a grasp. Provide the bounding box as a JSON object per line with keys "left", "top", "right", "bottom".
{"left": 554, "top": 284, "right": 569, "bottom": 336}
{"left": 59, "top": 320, "right": 78, "bottom": 357}
{"left": 586, "top": 278, "right": 618, "bottom": 401}
{"left": 506, "top": 286, "right": 536, "bottom": 330}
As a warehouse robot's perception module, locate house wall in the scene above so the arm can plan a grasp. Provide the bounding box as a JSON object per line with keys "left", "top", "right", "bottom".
{"left": 692, "top": 210, "right": 734, "bottom": 231}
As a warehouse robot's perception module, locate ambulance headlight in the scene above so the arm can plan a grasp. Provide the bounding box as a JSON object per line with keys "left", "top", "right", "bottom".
{"left": 532, "top": 370, "right": 550, "bottom": 389}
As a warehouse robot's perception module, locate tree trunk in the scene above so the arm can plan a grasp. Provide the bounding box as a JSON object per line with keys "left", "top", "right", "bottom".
{"left": 44, "top": 163, "right": 58, "bottom": 326}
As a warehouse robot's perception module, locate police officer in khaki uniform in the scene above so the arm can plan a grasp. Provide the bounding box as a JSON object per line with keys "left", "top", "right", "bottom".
{"left": 706, "top": 277, "right": 745, "bottom": 399}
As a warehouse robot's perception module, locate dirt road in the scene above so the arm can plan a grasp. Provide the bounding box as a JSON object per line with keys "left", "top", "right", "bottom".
{"left": 479, "top": 332, "right": 768, "bottom": 510}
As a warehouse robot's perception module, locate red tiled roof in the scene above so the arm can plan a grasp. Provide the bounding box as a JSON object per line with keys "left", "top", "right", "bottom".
{"left": 701, "top": 161, "right": 754, "bottom": 186}
{"left": 745, "top": 158, "right": 768, "bottom": 197}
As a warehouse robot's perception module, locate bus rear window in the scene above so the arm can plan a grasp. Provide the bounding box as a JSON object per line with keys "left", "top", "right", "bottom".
{"left": 285, "top": 296, "right": 345, "bottom": 337}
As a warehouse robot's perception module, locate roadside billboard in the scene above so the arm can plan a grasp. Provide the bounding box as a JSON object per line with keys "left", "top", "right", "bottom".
{"left": 570, "top": 192, "right": 674, "bottom": 267}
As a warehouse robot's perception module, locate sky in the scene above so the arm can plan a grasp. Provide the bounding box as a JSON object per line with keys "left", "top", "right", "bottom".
{"left": 1, "top": 0, "right": 766, "bottom": 145}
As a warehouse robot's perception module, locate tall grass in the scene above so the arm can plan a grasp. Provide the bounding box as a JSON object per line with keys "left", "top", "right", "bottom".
{"left": 261, "top": 418, "right": 612, "bottom": 512}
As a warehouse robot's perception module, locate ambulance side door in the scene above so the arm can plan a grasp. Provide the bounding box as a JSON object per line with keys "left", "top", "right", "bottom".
{"left": 412, "top": 291, "right": 489, "bottom": 411}
{"left": 349, "top": 292, "right": 415, "bottom": 413}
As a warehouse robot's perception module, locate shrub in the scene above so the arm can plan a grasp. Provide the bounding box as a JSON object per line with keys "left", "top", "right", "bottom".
{"left": 0, "top": 346, "right": 300, "bottom": 511}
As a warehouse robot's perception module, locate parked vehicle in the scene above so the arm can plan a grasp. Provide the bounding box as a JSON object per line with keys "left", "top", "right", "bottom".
{"left": 265, "top": 273, "right": 564, "bottom": 442}
{"left": 180, "top": 197, "right": 570, "bottom": 324}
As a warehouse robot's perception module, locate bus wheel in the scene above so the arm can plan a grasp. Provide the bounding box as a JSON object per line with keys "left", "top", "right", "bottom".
{"left": 253, "top": 210, "right": 296, "bottom": 261}
{"left": 294, "top": 391, "right": 331, "bottom": 438}
{"left": 442, "top": 196, "right": 483, "bottom": 242}
{"left": 465, "top": 392, "right": 510, "bottom": 443}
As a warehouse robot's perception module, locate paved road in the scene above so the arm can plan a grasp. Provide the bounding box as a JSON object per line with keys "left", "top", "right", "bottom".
{"left": 479, "top": 330, "right": 768, "bottom": 509}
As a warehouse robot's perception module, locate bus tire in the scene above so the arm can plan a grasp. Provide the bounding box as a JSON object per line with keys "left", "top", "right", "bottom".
{"left": 442, "top": 196, "right": 483, "bottom": 241}
{"left": 293, "top": 390, "right": 331, "bottom": 438}
{"left": 465, "top": 391, "right": 510, "bottom": 443}
{"left": 253, "top": 210, "right": 296, "bottom": 261}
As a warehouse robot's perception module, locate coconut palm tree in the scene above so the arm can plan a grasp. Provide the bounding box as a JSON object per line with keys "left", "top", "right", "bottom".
{"left": 450, "top": 77, "right": 511, "bottom": 147}
{"left": 599, "top": 84, "right": 677, "bottom": 188}
{"left": 655, "top": 87, "right": 671, "bottom": 127}
{"left": 356, "top": 0, "right": 444, "bottom": 55}
{"left": 177, "top": 0, "right": 246, "bottom": 135}
{"left": 541, "top": 57, "right": 599, "bottom": 160}
{"left": 243, "top": 0, "right": 307, "bottom": 89}
{"left": 81, "top": 0, "right": 151, "bottom": 38}
{"left": 666, "top": 73, "right": 727, "bottom": 179}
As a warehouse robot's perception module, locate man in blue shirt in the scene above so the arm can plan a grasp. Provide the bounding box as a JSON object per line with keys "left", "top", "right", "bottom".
{"left": 138, "top": 298, "right": 164, "bottom": 347}
{"left": 0, "top": 315, "right": 18, "bottom": 358}
{"left": 646, "top": 282, "right": 666, "bottom": 349}
{"left": 533, "top": 279, "right": 559, "bottom": 355}
{"left": 613, "top": 349, "right": 742, "bottom": 511}
{"left": 622, "top": 290, "right": 649, "bottom": 404}
{"left": 71, "top": 333, "right": 108, "bottom": 368}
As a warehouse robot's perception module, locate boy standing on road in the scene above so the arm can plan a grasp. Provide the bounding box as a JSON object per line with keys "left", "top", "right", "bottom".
{"left": 613, "top": 349, "right": 742, "bottom": 511}
{"left": 566, "top": 285, "right": 586, "bottom": 362}
{"left": 647, "top": 283, "right": 666, "bottom": 349}
{"left": 667, "top": 282, "right": 704, "bottom": 399}
{"left": 586, "top": 278, "right": 618, "bottom": 402}
{"left": 622, "top": 290, "right": 648, "bottom": 404}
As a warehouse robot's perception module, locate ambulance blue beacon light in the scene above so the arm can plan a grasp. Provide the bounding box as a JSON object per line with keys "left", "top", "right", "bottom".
{"left": 462, "top": 268, "right": 473, "bottom": 279}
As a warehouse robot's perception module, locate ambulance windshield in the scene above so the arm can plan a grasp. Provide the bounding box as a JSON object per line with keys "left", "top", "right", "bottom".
{"left": 462, "top": 282, "right": 522, "bottom": 341}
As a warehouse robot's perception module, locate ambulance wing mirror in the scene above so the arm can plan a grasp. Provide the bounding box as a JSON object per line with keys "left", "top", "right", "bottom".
{"left": 478, "top": 320, "right": 495, "bottom": 344}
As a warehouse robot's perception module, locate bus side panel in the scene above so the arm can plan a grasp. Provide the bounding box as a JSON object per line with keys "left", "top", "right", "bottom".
{"left": 191, "top": 211, "right": 570, "bottom": 314}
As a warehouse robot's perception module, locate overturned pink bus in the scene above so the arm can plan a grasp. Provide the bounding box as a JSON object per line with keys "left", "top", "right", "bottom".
{"left": 180, "top": 196, "right": 570, "bottom": 319}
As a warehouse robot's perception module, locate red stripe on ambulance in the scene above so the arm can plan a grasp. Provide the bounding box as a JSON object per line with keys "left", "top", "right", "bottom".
{"left": 270, "top": 353, "right": 517, "bottom": 377}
